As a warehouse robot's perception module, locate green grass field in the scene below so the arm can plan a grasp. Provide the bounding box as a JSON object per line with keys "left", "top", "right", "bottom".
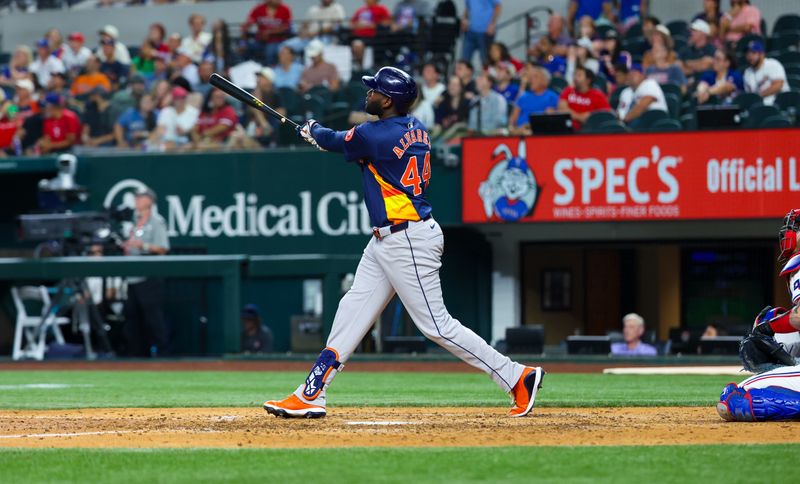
{"left": 1, "top": 370, "right": 794, "bottom": 483}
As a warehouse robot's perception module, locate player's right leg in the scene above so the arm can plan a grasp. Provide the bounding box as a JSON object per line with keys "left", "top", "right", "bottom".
{"left": 264, "top": 239, "right": 396, "bottom": 418}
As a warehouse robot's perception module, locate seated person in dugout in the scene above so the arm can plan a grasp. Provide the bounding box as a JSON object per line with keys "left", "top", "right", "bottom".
{"left": 610, "top": 313, "right": 657, "bottom": 356}
{"left": 718, "top": 209, "right": 800, "bottom": 421}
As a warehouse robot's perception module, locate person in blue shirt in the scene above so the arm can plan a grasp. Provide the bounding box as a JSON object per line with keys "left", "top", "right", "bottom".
{"left": 461, "top": 0, "right": 503, "bottom": 65}
{"left": 567, "top": 0, "right": 609, "bottom": 35}
{"left": 272, "top": 45, "right": 304, "bottom": 90}
{"left": 509, "top": 64, "right": 559, "bottom": 135}
{"left": 264, "top": 66, "right": 546, "bottom": 420}
{"left": 114, "top": 94, "right": 158, "bottom": 149}
{"left": 695, "top": 48, "right": 744, "bottom": 105}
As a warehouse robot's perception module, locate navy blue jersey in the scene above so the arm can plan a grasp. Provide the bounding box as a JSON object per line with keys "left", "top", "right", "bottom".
{"left": 312, "top": 116, "right": 433, "bottom": 227}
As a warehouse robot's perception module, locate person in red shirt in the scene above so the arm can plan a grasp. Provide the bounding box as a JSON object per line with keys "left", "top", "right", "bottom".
{"left": 350, "top": 0, "right": 391, "bottom": 38}
{"left": 191, "top": 89, "right": 239, "bottom": 150}
{"left": 40, "top": 93, "right": 81, "bottom": 154}
{"left": 557, "top": 65, "right": 610, "bottom": 131}
{"left": 242, "top": 0, "right": 292, "bottom": 65}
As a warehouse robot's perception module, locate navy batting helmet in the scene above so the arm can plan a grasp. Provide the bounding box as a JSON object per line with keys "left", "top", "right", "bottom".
{"left": 362, "top": 67, "right": 418, "bottom": 114}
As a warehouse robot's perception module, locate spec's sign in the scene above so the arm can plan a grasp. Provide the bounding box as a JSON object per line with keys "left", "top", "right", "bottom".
{"left": 462, "top": 129, "right": 800, "bottom": 223}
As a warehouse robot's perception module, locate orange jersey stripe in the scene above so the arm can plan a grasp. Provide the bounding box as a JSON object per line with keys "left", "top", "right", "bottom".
{"left": 367, "top": 164, "right": 421, "bottom": 223}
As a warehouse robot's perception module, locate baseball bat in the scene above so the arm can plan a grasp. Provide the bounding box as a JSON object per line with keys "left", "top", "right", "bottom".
{"left": 209, "top": 72, "right": 300, "bottom": 129}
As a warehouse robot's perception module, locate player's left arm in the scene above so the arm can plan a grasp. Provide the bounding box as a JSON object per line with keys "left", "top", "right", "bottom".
{"left": 790, "top": 303, "right": 800, "bottom": 329}
{"left": 309, "top": 122, "right": 372, "bottom": 161}
{"left": 308, "top": 122, "right": 347, "bottom": 153}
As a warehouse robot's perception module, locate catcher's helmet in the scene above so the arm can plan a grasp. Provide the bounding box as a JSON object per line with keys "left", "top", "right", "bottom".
{"left": 779, "top": 208, "right": 800, "bottom": 263}
{"left": 362, "top": 67, "right": 418, "bottom": 114}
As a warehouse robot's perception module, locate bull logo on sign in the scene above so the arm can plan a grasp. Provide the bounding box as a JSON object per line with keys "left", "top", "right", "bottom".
{"left": 478, "top": 139, "right": 539, "bottom": 222}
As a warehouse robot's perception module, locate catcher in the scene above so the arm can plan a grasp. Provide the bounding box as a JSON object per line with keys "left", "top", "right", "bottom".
{"left": 717, "top": 209, "right": 800, "bottom": 421}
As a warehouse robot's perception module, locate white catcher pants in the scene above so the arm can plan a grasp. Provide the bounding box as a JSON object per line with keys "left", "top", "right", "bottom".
{"left": 326, "top": 217, "right": 525, "bottom": 392}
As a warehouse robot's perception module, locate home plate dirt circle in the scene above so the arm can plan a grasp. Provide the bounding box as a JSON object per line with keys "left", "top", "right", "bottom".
{"left": 1, "top": 407, "right": 799, "bottom": 448}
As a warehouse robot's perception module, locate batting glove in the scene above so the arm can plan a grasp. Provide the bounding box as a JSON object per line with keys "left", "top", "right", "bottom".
{"left": 297, "top": 119, "right": 325, "bottom": 151}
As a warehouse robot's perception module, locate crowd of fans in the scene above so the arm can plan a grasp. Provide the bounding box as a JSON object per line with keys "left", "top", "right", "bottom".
{"left": 0, "top": 0, "right": 799, "bottom": 157}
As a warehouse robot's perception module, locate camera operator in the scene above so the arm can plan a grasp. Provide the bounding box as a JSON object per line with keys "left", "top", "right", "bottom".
{"left": 122, "top": 187, "right": 170, "bottom": 357}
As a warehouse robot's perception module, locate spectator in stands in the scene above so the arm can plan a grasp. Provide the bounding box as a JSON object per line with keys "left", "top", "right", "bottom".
{"left": 30, "top": 39, "right": 65, "bottom": 89}
{"left": 641, "top": 15, "right": 660, "bottom": 50}
{"left": 455, "top": 59, "right": 477, "bottom": 98}
{"left": 97, "top": 25, "right": 131, "bottom": 66}
{"left": 13, "top": 79, "right": 39, "bottom": 123}
{"left": 306, "top": 0, "right": 347, "bottom": 43}
{"left": 48, "top": 72, "right": 70, "bottom": 100}
{"left": 468, "top": 71, "right": 507, "bottom": 135}
{"left": 487, "top": 42, "right": 522, "bottom": 76}
{"left": 420, "top": 62, "right": 446, "bottom": 105}
{"left": 81, "top": 88, "right": 115, "bottom": 148}
{"left": 122, "top": 188, "right": 170, "bottom": 358}
{"left": 558, "top": 65, "right": 611, "bottom": 131}
{"left": 693, "top": 0, "right": 722, "bottom": 39}
{"left": 150, "top": 54, "right": 170, "bottom": 89}
{"left": 351, "top": 0, "right": 392, "bottom": 39}
{"left": 350, "top": 39, "right": 374, "bottom": 76}
{"left": 39, "top": 93, "right": 81, "bottom": 154}
{"left": 238, "top": 67, "right": 284, "bottom": 147}
{"left": 63, "top": 32, "right": 92, "bottom": 75}
{"left": 180, "top": 14, "right": 212, "bottom": 64}
{"left": 720, "top": 0, "right": 761, "bottom": 44}
{"left": 147, "top": 23, "right": 168, "bottom": 53}
{"left": 204, "top": 20, "right": 235, "bottom": 72}
{"left": 151, "top": 86, "right": 199, "bottom": 151}
{"left": 132, "top": 41, "right": 157, "bottom": 80}
{"left": 71, "top": 55, "right": 112, "bottom": 97}
{"left": 616, "top": 63, "right": 667, "bottom": 127}
{"left": 610, "top": 0, "right": 648, "bottom": 32}
{"left": 273, "top": 45, "right": 303, "bottom": 90}
{"left": 680, "top": 19, "right": 715, "bottom": 79}
{"left": 566, "top": 37, "right": 600, "bottom": 85}
{"left": 167, "top": 33, "right": 182, "bottom": 57}
{"left": 45, "top": 28, "right": 64, "bottom": 60}
{"left": 240, "top": 304, "right": 273, "bottom": 353}
{"left": 508, "top": 64, "right": 559, "bottom": 135}
{"left": 597, "top": 29, "right": 630, "bottom": 86}
{"left": 99, "top": 38, "right": 130, "bottom": 90}
{"left": 0, "top": 46, "right": 34, "bottom": 88}
{"left": 115, "top": 94, "right": 158, "bottom": 149}
{"left": 492, "top": 61, "right": 519, "bottom": 103}
{"left": 299, "top": 40, "right": 340, "bottom": 92}
{"left": 743, "top": 40, "right": 789, "bottom": 106}
{"left": 645, "top": 43, "right": 687, "bottom": 93}
{"left": 461, "top": 0, "right": 502, "bottom": 65}
{"left": 576, "top": 14, "right": 598, "bottom": 40}
{"left": 241, "top": 0, "right": 292, "bottom": 65}
{"left": 532, "top": 35, "right": 567, "bottom": 78}
{"left": 434, "top": 75, "right": 470, "bottom": 136}
{"left": 194, "top": 60, "right": 215, "bottom": 98}
{"left": 642, "top": 24, "right": 673, "bottom": 68}
{"left": 173, "top": 48, "right": 200, "bottom": 88}
{"left": 152, "top": 80, "right": 172, "bottom": 110}
{"left": 191, "top": 89, "right": 239, "bottom": 150}
{"left": 695, "top": 48, "right": 743, "bottom": 105}
{"left": 610, "top": 313, "right": 657, "bottom": 356}
{"left": 392, "top": 0, "right": 431, "bottom": 34}
{"left": 567, "top": 0, "right": 606, "bottom": 36}
{"left": 543, "top": 13, "right": 571, "bottom": 57}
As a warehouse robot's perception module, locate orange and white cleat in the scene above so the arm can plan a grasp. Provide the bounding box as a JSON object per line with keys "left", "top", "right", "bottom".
{"left": 263, "top": 394, "right": 326, "bottom": 419}
{"left": 509, "top": 366, "right": 545, "bottom": 418}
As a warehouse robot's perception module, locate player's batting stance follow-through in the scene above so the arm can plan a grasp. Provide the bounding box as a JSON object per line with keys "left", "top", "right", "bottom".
{"left": 263, "top": 67, "right": 545, "bottom": 418}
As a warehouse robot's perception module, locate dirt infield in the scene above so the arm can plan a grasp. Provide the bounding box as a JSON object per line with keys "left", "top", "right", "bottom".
{"left": 2, "top": 407, "right": 799, "bottom": 448}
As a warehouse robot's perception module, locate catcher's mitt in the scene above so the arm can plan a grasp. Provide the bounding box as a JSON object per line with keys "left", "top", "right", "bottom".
{"left": 739, "top": 331, "right": 796, "bottom": 373}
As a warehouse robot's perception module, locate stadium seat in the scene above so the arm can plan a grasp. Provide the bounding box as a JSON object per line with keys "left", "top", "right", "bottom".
{"left": 745, "top": 104, "right": 781, "bottom": 127}
{"left": 11, "top": 286, "right": 70, "bottom": 361}
{"left": 649, "top": 118, "right": 683, "bottom": 132}
{"left": 623, "top": 38, "right": 648, "bottom": 57}
{"left": 778, "top": 50, "right": 800, "bottom": 66}
{"left": 680, "top": 112, "right": 698, "bottom": 130}
{"left": 278, "top": 87, "right": 304, "bottom": 117}
{"left": 767, "top": 32, "right": 800, "bottom": 54}
{"left": 760, "top": 114, "right": 793, "bottom": 128}
{"left": 597, "top": 120, "right": 629, "bottom": 133}
{"left": 340, "top": 80, "right": 368, "bottom": 111}
{"left": 632, "top": 109, "right": 668, "bottom": 131}
{"left": 665, "top": 93, "right": 681, "bottom": 119}
{"left": 667, "top": 20, "right": 689, "bottom": 38}
{"left": 307, "top": 85, "right": 332, "bottom": 103}
{"left": 775, "top": 91, "right": 800, "bottom": 123}
{"left": 624, "top": 22, "right": 643, "bottom": 40}
{"left": 592, "top": 75, "right": 608, "bottom": 94}
{"left": 789, "top": 76, "right": 800, "bottom": 90}
{"left": 302, "top": 94, "right": 327, "bottom": 120}
{"left": 773, "top": 14, "right": 800, "bottom": 35}
{"left": 609, "top": 87, "right": 622, "bottom": 110}
{"left": 277, "top": 115, "right": 305, "bottom": 146}
{"left": 733, "top": 92, "right": 762, "bottom": 111}
{"left": 659, "top": 83, "right": 682, "bottom": 100}
{"left": 323, "top": 101, "right": 351, "bottom": 131}
{"left": 549, "top": 77, "right": 568, "bottom": 94}
{"left": 582, "top": 110, "right": 617, "bottom": 132}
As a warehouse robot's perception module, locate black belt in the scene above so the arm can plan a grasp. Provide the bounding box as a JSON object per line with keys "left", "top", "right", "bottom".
{"left": 373, "top": 214, "right": 433, "bottom": 240}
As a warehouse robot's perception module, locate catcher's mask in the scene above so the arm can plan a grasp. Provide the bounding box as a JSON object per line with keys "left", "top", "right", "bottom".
{"left": 779, "top": 209, "right": 800, "bottom": 264}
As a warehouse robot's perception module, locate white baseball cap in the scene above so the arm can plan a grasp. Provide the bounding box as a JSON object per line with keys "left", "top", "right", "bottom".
{"left": 305, "top": 39, "right": 324, "bottom": 58}
{"left": 655, "top": 24, "right": 671, "bottom": 38}
{"left": 256, "top": 66, "right": 275, "bottom": 82}
{"left": 99, "top": 25, "right": 119, "bottom": 39}
{"left": 690, "top": 19, "right": 711, "bottom": 36}
{"left": 15, "top": 79, "right": 34, "bottom": 92}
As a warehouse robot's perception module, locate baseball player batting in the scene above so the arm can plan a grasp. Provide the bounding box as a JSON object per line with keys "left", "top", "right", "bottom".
{"left": 717, "top": 209, "right": 800, "bottom": 421}
{"left": 263, "top": 66, "right": 545, "bottom": 418}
